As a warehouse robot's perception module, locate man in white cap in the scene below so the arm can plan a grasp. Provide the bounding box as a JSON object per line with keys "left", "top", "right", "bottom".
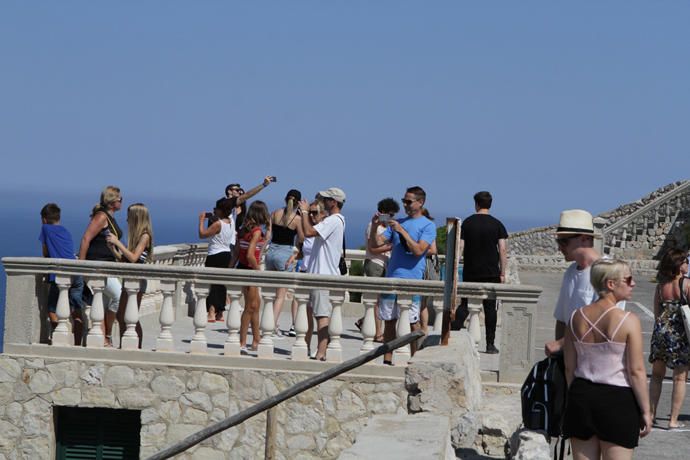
{"left": 544, "top": 209, "right": 603, "bottom": 356}
{"left": 298, "top": 187, "right": 346, "bottom": 361}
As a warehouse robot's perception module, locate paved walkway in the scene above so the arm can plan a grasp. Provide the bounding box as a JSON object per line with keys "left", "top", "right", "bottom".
{"left": 521, "top": 270, "right": 690, "bottom": 459}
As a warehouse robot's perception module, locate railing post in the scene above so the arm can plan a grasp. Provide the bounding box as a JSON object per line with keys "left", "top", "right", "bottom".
{"left": 121, "top": 280, "right": 141, "bottom": 350}
{"left": 86, "top": 277, "right": 106, "bottom": 348}
{"left": 327, "top": 291, "right": 345, "bottom": 362}
{"left": 291, "top": 289, "right": 310, "bottom": 361}
{"left": 258, "top": 288, "right": 276, "bottom": 358}
{"left": 156, "top": 280, "right": 176, "bottom": 352}
{"left": 393, "top": 294, "right": 412, "bottom": 365}
{"left": 224, "top": 287, "right": 243, "bottom": 356}
{"left": 432, "top": 296, "right": 444, "bottom": 332}
{"left": 498, "top": 299, "right": 538, "bottom": 383}
{"left": 51, "top": 275, "right": 73, "bottom": 346}
{"left": 359, "top": 293, "right": 377, "bottom": 354}
{"left": 191, "top": 283, "right": 209, "bottom": 354}
{"left": 467, "top": 296, "right": 484, "bottom": 349}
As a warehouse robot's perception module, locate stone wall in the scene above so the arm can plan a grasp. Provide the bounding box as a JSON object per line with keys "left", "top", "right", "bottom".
{"left": 0, "top": 356, "right": 406, "bottom": 459}
{"left": 508, "top": 180, "right": 690, "bottom": 264}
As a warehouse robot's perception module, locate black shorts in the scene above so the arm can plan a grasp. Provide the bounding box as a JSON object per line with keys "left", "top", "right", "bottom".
{"left": 563, "top": 378, "right": 641, "bottom": 449}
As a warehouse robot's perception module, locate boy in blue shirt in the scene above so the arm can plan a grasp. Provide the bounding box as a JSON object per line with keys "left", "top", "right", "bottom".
{"left": 39, "top": 203, "right": 84, "bottom": 345}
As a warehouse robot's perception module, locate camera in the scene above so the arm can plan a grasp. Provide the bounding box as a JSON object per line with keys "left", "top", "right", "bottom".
{"left": 270, "top": 176, "right": 277, "bottom": 182}
{"left": 204, "top": 212, "right": 214, "bottom": 219}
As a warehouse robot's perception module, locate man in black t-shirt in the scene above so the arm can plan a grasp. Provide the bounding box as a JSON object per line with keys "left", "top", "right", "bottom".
{"left": 455, "top": 191, "right": 508, "bottom": 354}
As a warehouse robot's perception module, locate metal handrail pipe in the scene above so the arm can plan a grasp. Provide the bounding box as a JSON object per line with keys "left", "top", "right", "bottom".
{"left": 144, "top": 330, "right": 425, "bottom": 460}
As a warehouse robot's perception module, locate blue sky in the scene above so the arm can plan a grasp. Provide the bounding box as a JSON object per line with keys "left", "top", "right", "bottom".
{"left": 2, "top": 1, "right": 689, "bottom": 228}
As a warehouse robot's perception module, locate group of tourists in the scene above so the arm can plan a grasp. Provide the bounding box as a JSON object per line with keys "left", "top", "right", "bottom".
{"left": 40, "top": 186, "right": 153, "bottom": 348}
{"left": 544, "top": 209, "right": 690, "bottom": 458}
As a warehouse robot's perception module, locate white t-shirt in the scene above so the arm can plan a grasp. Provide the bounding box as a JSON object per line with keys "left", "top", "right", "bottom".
{"left": 553, "top": 261, "right": 625, "bottom": 324}
{"left": 301, "top": 237, "right": 315, "bottom": 272}
{"left": 364, "top": 222, "right": 389, "bottom": 267}
{"left": 308, "top": 213, "right": 345, "bottom": 276}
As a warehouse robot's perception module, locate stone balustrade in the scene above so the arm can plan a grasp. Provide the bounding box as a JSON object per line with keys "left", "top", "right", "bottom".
{"left": 2, "top": 256, "right": 541, "bottom": 381}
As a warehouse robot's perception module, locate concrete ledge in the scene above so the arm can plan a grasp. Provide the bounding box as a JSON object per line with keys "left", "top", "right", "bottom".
{"left": 339, "top": 413, "right": 454, "bottom": 460}
{"left": 2, "top": 343, "right": 405, "bottom": 381}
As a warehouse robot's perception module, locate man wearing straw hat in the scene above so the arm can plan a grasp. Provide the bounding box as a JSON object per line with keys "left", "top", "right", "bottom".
{"left": 545, "top": 209, "right": 609, "bottom": 356}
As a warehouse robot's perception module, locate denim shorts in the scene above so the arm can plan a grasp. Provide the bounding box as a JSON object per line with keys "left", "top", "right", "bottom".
{"left": 265, "top": 243, "right": 296, "bottom": 272}
{"left": 47, "top": 276, "right": 84, "bottom": 313}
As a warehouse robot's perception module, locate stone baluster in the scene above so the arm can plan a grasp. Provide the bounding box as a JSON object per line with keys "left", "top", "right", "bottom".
{"left": 224, "top": 287, "right": 243, "bottom": 356}
{"left": 466, "top": 296, "right": 484, "bottom": 349}
{"left": 393, "top": 294, "right": 412, "bottom": 365}
{"left": 120, "top": 280, "right": 141, "bottom": 350}
{"left": 86, "top": 278, "right": 106, "bottom": 348}
{"left": 359, "top": 293, "right": 378, "bottom": 354}
{"left": 432, "top": 296, "right": 444, "bottom": 332}
{"left": 327, "top": 291, "right": 345, "bottom": 362}
{"left": 190, "top": 283, "right": 209, "bottom": 354}
{"left": 156, "top": 281, "right": 176, "bottom": 352}
{"left": 258, "top": 288, "right": 276, "bottom": 358}
{"left": 51, "top": 275, "right": 73, "bottom": 346}
{"left": 291, "top": 289, "right": 310, "bottom": 360}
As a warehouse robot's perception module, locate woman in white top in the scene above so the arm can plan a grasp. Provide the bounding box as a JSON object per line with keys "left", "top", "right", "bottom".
{"left": 199, "top": 198, "right": 234, "bottom": 322}
{"left": 563, "top": 259, "right": 651, "bottom": 459}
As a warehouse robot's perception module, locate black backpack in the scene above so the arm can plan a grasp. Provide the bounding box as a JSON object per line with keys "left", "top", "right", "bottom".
{"left": 521, "top": 355, "right": 567, "bottom": 438}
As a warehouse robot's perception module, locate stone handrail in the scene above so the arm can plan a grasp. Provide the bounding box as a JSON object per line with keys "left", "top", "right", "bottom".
{"left": 601, "top": 180, "right": 690, "bottom": 235}
{"left": 2, "top": 256, "right": 541, "bottom": 381}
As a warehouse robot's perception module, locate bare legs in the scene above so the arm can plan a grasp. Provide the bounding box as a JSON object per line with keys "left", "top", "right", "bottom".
{"left": 239, "top": 286, "right": 261, "bottom": 350}
{"left": 571, "top": 437, "right": 633, "bottom": 460}
{"left": 314, "top": 317, "right": 329, "bottom": 360}
{"left": 272, "top": 287, "right": 289, "bottom": 331}
{"left": 650, "top": 360, "right": 688, "bottom": 427}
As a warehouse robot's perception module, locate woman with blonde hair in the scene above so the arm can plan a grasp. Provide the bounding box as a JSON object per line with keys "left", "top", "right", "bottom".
{"left": 106, "top": 203, "right": 154, "bottom": 348}
{"left": 232, "top": 201, "right": 270, "bottom": 352}
{"left": 79, "top": 185, "right": 124, "bottom": 347}
{"left": 648, "top": 248, "right": 690, "bottom": 429}
{"left": 563, "top": 259, "right": 651, "bottom": 459}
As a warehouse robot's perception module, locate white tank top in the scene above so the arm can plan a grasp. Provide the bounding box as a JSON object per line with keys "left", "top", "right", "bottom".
{"left": 208, "top": 220, "right": 233, "bottom": 255}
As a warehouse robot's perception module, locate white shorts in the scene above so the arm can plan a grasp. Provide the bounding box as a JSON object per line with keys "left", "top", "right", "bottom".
{"left": 310, "top": 289, "right": 332, "bottom": 318}
{"left": 378, "top": 294, "right": 421, "bottom": 323}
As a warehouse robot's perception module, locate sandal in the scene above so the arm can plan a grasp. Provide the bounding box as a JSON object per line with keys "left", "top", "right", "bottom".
{"left": 354, "top": 318, "right": 363, "bottom": 331}
{"left": 668, "top": 423, "right": 687, "bottom": 431}
{"left": 104, "top": 336, "right": 114, "bottom": 348}
{"left": 374, "top": 335, "right": 384, "bottom": 343}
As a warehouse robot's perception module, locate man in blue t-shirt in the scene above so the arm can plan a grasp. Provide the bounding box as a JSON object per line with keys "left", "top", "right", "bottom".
{"left": 369, "top": 186, "right": 436, "bottom": 363}
{"left": 39, "top": 203, "right": 84, "bottom": 345}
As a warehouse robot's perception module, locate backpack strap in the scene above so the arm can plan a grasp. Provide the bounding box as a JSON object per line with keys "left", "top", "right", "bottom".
{"left": 680, "top": 277, "right": 688, "bottom": 305}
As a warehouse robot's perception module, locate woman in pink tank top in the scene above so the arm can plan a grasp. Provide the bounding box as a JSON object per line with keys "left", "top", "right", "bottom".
{"left": 563, "top": 259, "right": 652, "bottom": 458}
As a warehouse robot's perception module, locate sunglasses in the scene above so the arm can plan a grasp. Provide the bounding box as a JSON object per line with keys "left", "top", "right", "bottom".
{"left": 619, "top": 275, "right": 634, "bottom": 286}
{"left": 308, "top": 210, "right": 319, "bottom": 216}
{"left": 401, "top": 198, "right": 416, "bottom": 206}
{"left": 556, "top": 235, "right": 578, "bottom": 246}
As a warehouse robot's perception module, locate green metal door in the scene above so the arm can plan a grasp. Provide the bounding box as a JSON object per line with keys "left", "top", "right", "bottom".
{"left": 56, "top": 407, "right": 140, "bottom": 460}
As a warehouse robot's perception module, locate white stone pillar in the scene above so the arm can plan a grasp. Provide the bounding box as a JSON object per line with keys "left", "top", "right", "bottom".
{"left": 327, "top": 291, "right": 345, "bottom": 362}
{"left": 359, "top": 293, "right": 378, "bottom": 354}
{"left": 467, "top": 297, "right": 483, "bottom": 349}
{"left": 224, "top": 287, "right": 243, "bottom": 356}
{"left": 156, "top": 280, "right": 176, "bottom": 352}
{"left": 51, "top": 275, "right": 72, "bottom": 346}
{"left": 120, "top": 280, "right": 141, "bottom": 350}
{"left": 257, "top": 288, "right": 276, "bottom": 358}
{"left": 291, "top": 289, "right": 310, "bottom": 361}
{"left": 432, "top": 296, "right": 444, "bottom": 332}
{"left": 190, "top": 283, "right": 209, "bottom": 354}
{"left": 86, "top": 278, "right": 105, "bottom": 348}
{"left": 393, "top": 295, "right": 412, "bottom": 365}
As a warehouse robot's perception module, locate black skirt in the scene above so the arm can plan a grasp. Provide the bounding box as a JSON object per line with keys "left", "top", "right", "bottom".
{"left": 204, "top": 251, "right": 232, "bottom": 314}
{"left": 563, "top": 378, "right": 641, "bottom": 449}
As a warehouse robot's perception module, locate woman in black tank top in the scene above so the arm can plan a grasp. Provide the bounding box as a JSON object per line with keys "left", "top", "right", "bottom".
{"left": 78, "top": 186, "right": 124, "bottom": 347}
{"left": 265, "top": 189, "right": 305, "bottom": 335}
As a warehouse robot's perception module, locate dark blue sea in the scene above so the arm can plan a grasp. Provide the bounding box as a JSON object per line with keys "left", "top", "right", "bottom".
{"left": 0, "top": 189, "right": 547, "bottom": 350}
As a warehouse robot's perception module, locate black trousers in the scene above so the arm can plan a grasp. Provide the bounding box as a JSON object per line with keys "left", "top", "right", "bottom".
{"left": 452, "top": 275, "right": 500, "bottom": 346}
